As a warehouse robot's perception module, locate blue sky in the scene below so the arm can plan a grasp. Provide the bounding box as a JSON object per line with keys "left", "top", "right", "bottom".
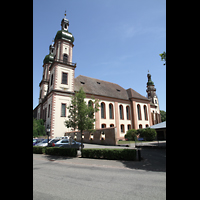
{"left": 33, "top": 0, "right": 166, "bottom": 111}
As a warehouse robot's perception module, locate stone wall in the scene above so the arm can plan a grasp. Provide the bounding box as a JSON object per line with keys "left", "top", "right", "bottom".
{"left": 65, "top": 127, "right": 117, "bottom": 146}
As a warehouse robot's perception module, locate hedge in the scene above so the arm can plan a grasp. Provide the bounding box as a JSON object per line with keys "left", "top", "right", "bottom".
{"left": 33, "top": 146, "right": 45, "bottom": 154}
{"left": 82, "top": 148, "right": 137, "bottom": 161}
{"left": 33, "top": 146, "right": 77, "bottom": 157}
{"left": 45, "top": 147, "right": 77, "bottom": 157}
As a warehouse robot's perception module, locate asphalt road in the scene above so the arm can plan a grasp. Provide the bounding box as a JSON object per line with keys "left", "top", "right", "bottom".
{"left": 33, "top": 153, "right": 166, "bottom": 200}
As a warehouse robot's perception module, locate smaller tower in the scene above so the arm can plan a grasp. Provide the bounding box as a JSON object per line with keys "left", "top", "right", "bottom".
{"left": 39, "top": 42, "right": 55, "bottom": 103}
{"left": 146, "top": 72, "right": 156, "bottom": 104}
{"left": 146, "top": 71, "right": 161, "bottom": 124}
{"left": 49, "top": 40, "right": 55, "bottom": 54}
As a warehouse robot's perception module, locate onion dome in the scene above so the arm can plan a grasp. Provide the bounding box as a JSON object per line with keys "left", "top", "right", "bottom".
{"left": 147, "top": 72, "right": 154, "bottom": 86}
{"left": 54, "top": 29, "right": 74, "bottom": 43}
{"left": 43, "top": 53, "right": 54, "bottom": 64}
{"left": 54, "top": 12, "right": 74, "bottom": 44}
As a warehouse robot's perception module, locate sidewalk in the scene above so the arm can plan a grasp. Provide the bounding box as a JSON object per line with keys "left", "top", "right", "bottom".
{"left": 33, "top": 147, "right": 166, "bottom": 172}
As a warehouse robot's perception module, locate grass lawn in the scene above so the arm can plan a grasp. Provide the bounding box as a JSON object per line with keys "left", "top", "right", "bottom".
{"left": 117, "top": 140, "right": 153, "bottom": 144}
{"left": 117, "top": 140, "right": 135, "bottom": 144}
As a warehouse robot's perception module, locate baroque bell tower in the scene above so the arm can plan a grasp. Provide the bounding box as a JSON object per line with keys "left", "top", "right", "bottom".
{"left": 146, "top": 71, "right": 161, "bottom": 124}
{"left": 48, "top": 11, "right": 76, "bottom": 94}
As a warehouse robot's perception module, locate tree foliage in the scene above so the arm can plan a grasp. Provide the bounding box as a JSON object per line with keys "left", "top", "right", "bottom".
{"left": 64, "top": 87, "right": 100, "bottom": 154}
{"left": 159, "top": 51, "right": 166, "bottom": 65}
{"left": 138, "top": 128, "right": 157, "bottom": 141}
{"left": 33, "top": 118, "right": 46, "bottom": 138}
{"left": 160, "top": 110, "right": 166, "bottom": 122}
{"left": 124, "top": 128, "right": 157, "bottom": 141}
{"left": 125, "top": 129, "right": 138, "bottom": 141}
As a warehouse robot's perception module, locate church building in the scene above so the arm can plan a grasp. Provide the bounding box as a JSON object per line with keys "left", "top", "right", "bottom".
{"left": 33, "top": 14, "right": 161, "bottom": 140}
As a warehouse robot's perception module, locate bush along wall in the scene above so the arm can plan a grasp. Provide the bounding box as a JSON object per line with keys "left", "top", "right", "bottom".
{"left": 33, "top": 146, "right": 77, "bottom": 157}
{"left": 33, "top": 146, "right": 45, "bottom": 154}
{"left": 82, "top": 148, "right": 137, "bottom": 161}
{"left": 45, "top": 147, "right": 77, "bottom": 157}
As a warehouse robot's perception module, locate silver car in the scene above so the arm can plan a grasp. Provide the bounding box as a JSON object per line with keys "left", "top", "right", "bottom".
{"left": 52, "top": 139, "right": 84, "bottom": 150}
{"left": 35, "top": 138, "right": 61, "bottom": 147}
{"left": 35, "top": 139, "right": 49, "bottom": 147}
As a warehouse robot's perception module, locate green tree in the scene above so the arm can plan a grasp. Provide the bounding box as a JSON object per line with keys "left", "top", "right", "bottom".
{"left": 33, "top": 118, "right": 38, "bottom": 137}
{"left": 160, "top": 110, "right": 166, "bottom": 122}
{"left": 33, "top": 118, "right": 46, "bottom": 138}
{"left": 159, "top": 51, "right": 166, "bottom": 65}
{"left": 64, "top": 87, "right": 100, "bottom": 155}
{"left": 125, "top": 129, "right": 138, "bottom": 141}
{"left": 138, "top": 128, "right": 157, "bottom": 141}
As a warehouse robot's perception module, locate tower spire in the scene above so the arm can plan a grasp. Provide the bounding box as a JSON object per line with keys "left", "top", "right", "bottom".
{"left": 64, "top": 10, "right": 66, "bottom": 19}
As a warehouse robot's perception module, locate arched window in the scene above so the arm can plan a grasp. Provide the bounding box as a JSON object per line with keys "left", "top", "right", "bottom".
{"left": 139, "top": 124, "right": 142, "bottom": 129}
{"left": 50, "top": 74, "right": 54, "bottom": 86}
{"left": 88, "top": 100, "right": 94, "bottom": 118}
{"left": 137, "top": 104, "right": 142, "bottom": 120}
{"left": 120, "top": 124, "right": 125, "bottom": 133}
{"left": 101, "top": 102, "right": 106, "bottom": 119}
{"left": 109, "top": 103, "right": 114, "bottom": 119}
{"left": 101, "top": 124, "right": 106, "bottom": 128}
{"left": 143, "top": 105, "right": 148, "bottom": 120}
{"left": 63, "top": 53, "right": 68, "bottom": 63}
{"left": 127, "top": 124, "right": 131, "bottom": 130}
{"left": 88, "top": 100, "right": 93, "bottom": 107}
{"left": 110, "top": 124, "right": 114, "bottom": 127}
{"left": 48, "top": 104, "right": 50, "bottom": 118}
{"left": 119, "top": 105, "right": 124, "bottom": 120}
{"left": 126, "top": 106, "right": 130, "bottom": 120}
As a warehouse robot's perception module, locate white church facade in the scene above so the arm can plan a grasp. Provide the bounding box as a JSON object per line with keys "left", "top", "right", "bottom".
{"left": 33, "top": 15, "right": 161, "bottom": 140}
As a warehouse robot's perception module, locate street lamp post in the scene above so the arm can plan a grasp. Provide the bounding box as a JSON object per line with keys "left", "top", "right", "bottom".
{"left": 46, "top": 125, "right": 50, "bottom": 147}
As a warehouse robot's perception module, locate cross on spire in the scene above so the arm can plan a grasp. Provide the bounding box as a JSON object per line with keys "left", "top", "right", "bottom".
{"left": 64, "top": 10, "right": 66, "bottom": 18}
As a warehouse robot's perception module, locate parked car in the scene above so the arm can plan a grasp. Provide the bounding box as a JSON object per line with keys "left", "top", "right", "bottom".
{"left": 48, "top": 138, "right": 61, "bottom": 147}
{"left": 35, "top": 138, "right": 61, "bottom": 147}
{"left": 35, "top": 139, "right": 49, "bottom": 147}
{"left": 33, "top": 138, "right": 44, "bottom": 146}
{"left": 52, "top": 139, "right": 84, "bottom": 150}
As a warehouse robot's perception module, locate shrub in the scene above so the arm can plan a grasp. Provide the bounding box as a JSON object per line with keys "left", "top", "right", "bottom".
{"left": 33, "top": 146, "right": 77, "bottom": 157}
{"left": 33, "top": 146, "right": 45, "bottom": 154}
{"left": 44, "top": 147, "right": 77, "bottom": 157}
{"left": 82, "top": 148, "right": 136, "bottom": 161}
{"left": 125, "top": 129, "right": 138, "bottom": 141}
{"left": 138, "top": 128, "right": 157, "bottom": 141}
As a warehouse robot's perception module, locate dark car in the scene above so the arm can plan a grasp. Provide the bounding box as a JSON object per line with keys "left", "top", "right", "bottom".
{"left": 52, "top": 139, "right": 84, "bottom": 150}
{"left": 48, "top": 138, "right": 61, "bottom": 147}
